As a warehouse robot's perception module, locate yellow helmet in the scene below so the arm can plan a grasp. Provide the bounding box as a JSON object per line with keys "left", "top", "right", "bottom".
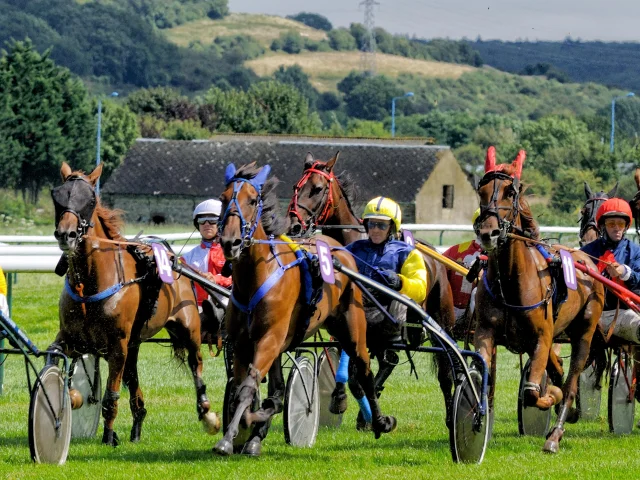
{"left": 363, "top": 197, "right": 402, "bottom": 232}
{"left": 472, "top": 208, "right": 480, "bottom": 226}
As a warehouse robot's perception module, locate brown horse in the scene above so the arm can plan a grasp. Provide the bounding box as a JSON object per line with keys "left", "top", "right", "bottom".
{"left": 213, "top": 162, "right": 396, "bottom": 456}
{"left": 287, "top": 152, "right": 457, "bottom": 421}
{"left": 579, "top": 181, "right": 618, "bottom": 246}
{"left": 51, "top": 162, "right": 219, "bottom": 446}
{"left": 475, "top": 147, "right": 604, "bottom": 453}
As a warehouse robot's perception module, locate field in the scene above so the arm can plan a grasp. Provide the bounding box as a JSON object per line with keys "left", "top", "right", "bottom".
{"left": 1, "top": 275, "right": 640, "bottom": 479}
{"left": 164, "top": 13, "right": 327, "bottom": 48}
{"left": 245, "top": 52, "right": 476, "bottom": 92}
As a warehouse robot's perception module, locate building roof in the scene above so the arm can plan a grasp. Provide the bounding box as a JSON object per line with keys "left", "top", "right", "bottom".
{"left": 103, "top": 139, "right": 451, "bottom": 203}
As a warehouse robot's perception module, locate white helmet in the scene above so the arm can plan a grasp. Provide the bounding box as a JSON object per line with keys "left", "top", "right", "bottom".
{"left": 193, "top": 199, "right": 222, "bottom": 219}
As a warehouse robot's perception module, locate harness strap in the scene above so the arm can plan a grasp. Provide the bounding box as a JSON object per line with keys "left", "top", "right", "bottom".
{"left": 64, "top": 275, "right": 145, "bottom": 304}
{"left": 482, "top": 273, "right": 548, "bottom": 311}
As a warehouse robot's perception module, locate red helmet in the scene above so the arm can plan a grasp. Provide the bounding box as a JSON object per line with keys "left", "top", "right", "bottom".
{"left": 595, "top": 198, "right": 632, "bottom": 227}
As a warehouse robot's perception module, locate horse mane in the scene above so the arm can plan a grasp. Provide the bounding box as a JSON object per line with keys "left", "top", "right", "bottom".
{"left": 518, "top": 190, "right": 540, "bottom": 240}
{"left": 335, "top": 170, "right": 359, "bottom": 214}
{"left": 233, "top": 163, "right": 290, "bottom": 236}
{"left": 95, "top": 203, "right": 126, "bottom": 240}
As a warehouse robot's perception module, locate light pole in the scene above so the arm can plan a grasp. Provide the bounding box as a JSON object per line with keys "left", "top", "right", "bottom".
{"left": 610, "top": 92, "right": 634, "bottom": 153}
{"left": 96, "top": 91, "right": 118, "bottom": 194}
{"left": 391, "top": 91, "right": 414, "bottom": 138}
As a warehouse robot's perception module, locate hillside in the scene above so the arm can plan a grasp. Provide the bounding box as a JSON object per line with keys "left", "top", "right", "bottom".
{"left": 165, "top": 13, "right": 327, "bottom": 48}
{"left": 246, "top": 52, "right": 476, "bottom": 92}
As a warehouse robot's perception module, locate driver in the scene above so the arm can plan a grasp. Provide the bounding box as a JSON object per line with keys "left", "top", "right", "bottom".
{"left": 580, "top": 198, "right": 640, "bottom": 343}
{"left": 180, "top": 199, "right": 232, "bottom": 343}
{"left": 330, "top": 197, "right": 427, "bottom": 430}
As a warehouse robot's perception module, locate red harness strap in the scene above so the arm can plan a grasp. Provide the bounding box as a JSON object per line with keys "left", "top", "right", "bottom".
{"left": 287, "top": 162, "right": 335, "bottom": 230}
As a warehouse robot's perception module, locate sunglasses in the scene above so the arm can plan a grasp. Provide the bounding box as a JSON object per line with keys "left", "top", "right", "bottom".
{"left": 368, "top": 221, "right": 391, "bottom": 231}
{"left": 197, "top": 217, "right": 219, "bottom": 225}
{"left": 604, "top": 218, "right": 627, "bottom": 229}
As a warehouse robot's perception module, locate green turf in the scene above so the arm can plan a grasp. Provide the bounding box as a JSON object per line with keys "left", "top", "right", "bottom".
{"left": 0, "top": 274, "right": 639, "bottom": 479}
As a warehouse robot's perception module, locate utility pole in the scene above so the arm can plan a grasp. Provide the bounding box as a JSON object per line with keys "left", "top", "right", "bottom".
{"left": 359, "top": 0, "right": 379, "bottom": 76}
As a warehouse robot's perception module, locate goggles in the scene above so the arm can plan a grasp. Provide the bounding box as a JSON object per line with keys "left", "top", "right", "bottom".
{"left": 604, "top": 218, "right": 627, "bottom": 229}
{"left": 197, "top": 217, "right": 219, "bottom": 225}
{"left": 368, "top": 221, "right": 391, "bottom": 231}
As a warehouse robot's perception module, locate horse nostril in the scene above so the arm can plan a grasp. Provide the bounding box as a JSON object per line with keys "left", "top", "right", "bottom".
{"left": 491, "top": 229, "right": 500, "bottom": 238}
{"left": 232, "top": 238, "right": 242, "bottom": 248}
{"left": 68, "top": 231, "right": 77, "bottom": 240}
{"left": 290, "top": 224, "right": 301, "bottom": 236}
{"left": 54, "top": 231, "right": 61, "bottom": 240}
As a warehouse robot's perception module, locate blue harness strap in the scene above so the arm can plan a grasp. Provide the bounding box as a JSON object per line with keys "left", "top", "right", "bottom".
{"left": 64, "top": 276, "right": 124, "bottom": 303}
{"left": 482, "top": 273, "right": 547, "bottom": 311}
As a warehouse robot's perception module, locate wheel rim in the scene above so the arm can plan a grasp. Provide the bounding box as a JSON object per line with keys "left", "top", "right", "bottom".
{"left": 577, "top": 362, "right": 602, "bottom": 421}
{"left": 450, "top": 369, "right": 489, "bottom": 464}
{"left": 71, "top": 355, "right": 102, "bottom": 439}
{"left": 29, "top": 365, "right": 72, "bottom": 464}
{"left": 317, "top": 348, "right": 342, "bottom": 428}
{"left": 284, "top": 357, "right": 319, "bottom": 447}
{"left": 517, "top": 359, "right": 551, "bottom": 436}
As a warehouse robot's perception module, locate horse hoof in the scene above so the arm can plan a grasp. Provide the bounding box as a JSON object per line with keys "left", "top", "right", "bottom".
{"left": 241, "top": 437, "right": 262, "bottom": 457}
{"left": 373, "top": 415, "right": 397, "bottom": 439}
{"left": 213, "top": 439, "right": 234, "bottom": 456}
{"left": 201, "top": 411, "right": 221, "bottom": 435}
{"left": 102, "top": 429, "right": 120, "bottom": 447}
{"left": 543, "top": 439, "right": 559, "bottom": 454}
{"left": 565, "top": 407, "right": 580, "bottom": 424}
{"left": 329, "top": 391, "right": 348, "bottom": 415}
{"left": 356, "top": 411, "right": 372, "bottom": 432}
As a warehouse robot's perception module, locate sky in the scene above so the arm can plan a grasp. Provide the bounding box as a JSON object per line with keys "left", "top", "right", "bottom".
{"left": 229, "top": 0, "right": 640, "bottom": 42}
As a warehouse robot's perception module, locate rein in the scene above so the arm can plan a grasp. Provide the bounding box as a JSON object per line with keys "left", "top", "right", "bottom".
{"left": 578, "top": 196, "right": 608, "bottom": 246}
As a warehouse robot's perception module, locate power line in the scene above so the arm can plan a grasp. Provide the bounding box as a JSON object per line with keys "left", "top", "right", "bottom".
{"left": 359, "top": 0, "right": 379, "bottom": 75}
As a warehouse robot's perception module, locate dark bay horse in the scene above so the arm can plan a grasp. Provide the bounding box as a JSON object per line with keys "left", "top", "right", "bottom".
{"left": 579, "top": 181, "right": 617, "bottom": 246}
{"left": 629, "top": 168, "right": 640, "bottom": 237}
{"left": 213, "top": 162, "right": 396, "bottom": 456}
{"left": 287, "top": 152, "right": 457, "bottom": 420}
{"left": 51, "top": 162, "right": 218, "bottom": 446}
{"left": 475, "top": 147, "right": 604, "bottom": 453}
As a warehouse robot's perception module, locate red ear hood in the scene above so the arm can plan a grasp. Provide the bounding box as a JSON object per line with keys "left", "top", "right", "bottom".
{"left": 484, "top": 146, "right": 496, "bottom": 173}
{"left": 484, "top": 147, "right": 526, "bottom": 179}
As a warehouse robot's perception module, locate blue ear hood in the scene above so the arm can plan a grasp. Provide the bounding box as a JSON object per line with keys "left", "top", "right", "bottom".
{"left": 224, "top": 163, "right": 237, "bottom": 185}
{"left": 252, "top": 165, "right": 271, "bottom": 191}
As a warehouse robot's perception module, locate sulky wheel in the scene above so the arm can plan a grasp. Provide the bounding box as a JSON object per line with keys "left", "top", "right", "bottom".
{"left": 577, "top": 361, "right": 602, "bottom": 421}
{"left": 284, "top": 356, "right": 319, "bottom": 447}
{"left": 70, "top": 354, "right": 102, "bottom": 439}
{"left": 449, "top": 368, "right": 489, "bottom": 464}
{"left": 608, "top": 350, "right": 635, "bottom": 434}
{"left": 317, "top": 348, "right": 343, "bottom": 428}
{"left": 517, "top": 359, "right": 552, "bottom": 436}
{"left": 222, "top": 377, "right": 260, "bottom": 453}
{"left": 28, "top": 365, "right": 72, "bottom": 464}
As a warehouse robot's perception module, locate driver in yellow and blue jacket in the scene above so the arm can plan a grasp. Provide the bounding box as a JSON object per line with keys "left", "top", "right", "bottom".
{"left": 330, "top": 197, "right": 427, "bottom": 430}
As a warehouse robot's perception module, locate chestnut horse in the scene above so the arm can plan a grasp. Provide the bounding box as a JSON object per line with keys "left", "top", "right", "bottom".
{"left": 475, "top": 147, "right": 604, "bottom": 453}
{"left": 213, "top": 162, "right": 396, "bottom": 456}
{"left": 51, "top": 162, "right": 218, "bottom": 446}
{"left": 579, "top": 181, "right": 617, "bottom": 246}
{"left": 287, "top": 152, "right": 457, "bottom": 420}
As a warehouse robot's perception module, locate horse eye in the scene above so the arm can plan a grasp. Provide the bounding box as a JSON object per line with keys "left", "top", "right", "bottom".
{"left": 249, "top": 198, "right": 257, "bottom": 206}
{"left": 311, "top": 186, "right": 322, "bottom": 195}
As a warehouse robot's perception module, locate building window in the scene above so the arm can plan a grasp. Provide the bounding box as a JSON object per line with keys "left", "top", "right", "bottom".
{"left": 442, "top": 185, "right": 454, "bottom": 209}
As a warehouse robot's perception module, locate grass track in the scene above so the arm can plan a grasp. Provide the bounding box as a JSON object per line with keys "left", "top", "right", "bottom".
{"left": 1, "top": 274, "right": 639, "bottom": 479}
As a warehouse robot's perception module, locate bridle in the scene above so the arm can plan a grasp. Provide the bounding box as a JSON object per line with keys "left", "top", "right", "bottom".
{"left": 632, "top": 190, "right": 640, "bottom": 238}
{"left": 219, "top": 178, "right": 263, "bottom": 250}
{"left": 477, "top": 171, "right": 521, "bottom": 245}
{"left": 288, "top": 162, "right": 335, "bottom": 234}
{"left": 52, "top": 176, "right": 97, "bottom": 243}
{"left": 578, "top": 195, "right": 608, "bottom": 247}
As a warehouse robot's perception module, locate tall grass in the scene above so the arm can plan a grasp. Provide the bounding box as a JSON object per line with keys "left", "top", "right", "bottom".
{"left": 1, "top": 274, "right": 640, "bottom": 478}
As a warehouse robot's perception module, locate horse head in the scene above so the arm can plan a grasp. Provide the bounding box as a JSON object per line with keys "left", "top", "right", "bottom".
{"left": 52, "top": 162, "right": 102, "bottom": 253}
{"left": 628, "top": 167, "right": 640, "bottom": 236}
{"left": 288, "top": 151, "right": 339, "bottom": 236}
{"left": 219, "top": 162, "right": 272, "bottom": 261}
{"left": 579, "top": 181, "right": 617, "bottom": 246}
{"left": 476, "top": 147, "right": 526, "bottom": 251}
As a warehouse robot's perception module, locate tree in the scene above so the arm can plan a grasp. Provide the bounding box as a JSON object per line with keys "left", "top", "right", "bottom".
{"left": 345, "top": 75, "right": 401, "bottom": 121}
{"left": 97, "top": 100, "right": 140, "bottom": 183}
{"left": 273, "top": 65, "right": 319, "bottom": 110}
{"left": 280, "top": 31, "right": 304, "bottom": 54}
{"left": 0, "top": 39, "right": 93, "bottom": 202}
{"left": 287, "top": 12, "right": 333, "bottom": 31}
{"left": 206, "top": 0, "right": 229, "bottom": 20}
{"left": 328, "top": 28, "right": 357, "bottom": 51}
{"left": 126, "top": 87, "right": 199, "bottom": 122}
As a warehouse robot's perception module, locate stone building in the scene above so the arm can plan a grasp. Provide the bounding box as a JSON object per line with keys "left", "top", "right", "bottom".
{"left": 102, "top": 136, "right": 478, "bottom": 225}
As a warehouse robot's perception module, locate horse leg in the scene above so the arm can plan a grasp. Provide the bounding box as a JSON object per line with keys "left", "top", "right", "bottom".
{"left": 102, "top": 341, "right": 127, "bottom": 447}
{"left": 544, "top": 318, "right": 595, "bottom": 454}
{"left": 122, "top": 342, "right": 147, "bottom": 443}
{"left": 524, "top": 322, "right": 562, "bottom": 410}
{"left": 242, "top": 357, "right": 285, "bottom": 457}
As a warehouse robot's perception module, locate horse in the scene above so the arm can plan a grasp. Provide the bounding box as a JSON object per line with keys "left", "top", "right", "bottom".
{"left": 629, "top": 168, "right": 640, "bottom": 238}
{"left": 579, "top": 181, "right": 618, "bottom": 246}
{"left": 51, "top": 162, "right": 219, "bottom": 446}
{"left": 213, "top": 162, "right": 396, "bottom": 456}
{"left": 475, "top": 147, "right": 604, "bottom": 453}
{"left": 287, "top": 152, "right": 457, "bottom": 422}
